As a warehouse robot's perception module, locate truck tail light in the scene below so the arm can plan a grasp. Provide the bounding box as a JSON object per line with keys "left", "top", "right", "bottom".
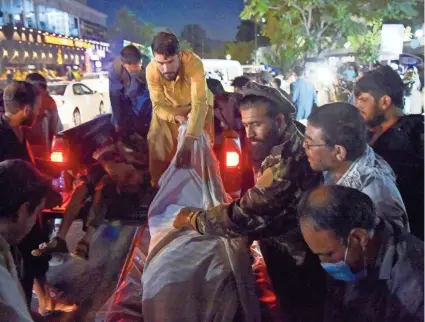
{"left": 226, "top": 151, "right": 240, "bottom": 167}
{"left": 50, "top": 137, "right": 67, "bottom": 163}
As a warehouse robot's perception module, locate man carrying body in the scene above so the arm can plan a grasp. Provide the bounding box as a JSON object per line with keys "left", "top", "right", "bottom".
{"left": 354, "top": 66, "right": 424, "bottom": 239}
{"left": 174, "top": 82, "right": 326, "bottom": 322}
{"left": 298, "top": 185, "right": 423, "bottom": 322}
{"left": 146, "top": 32, "right": 214, "bottom": 187}
{"left": 304, "top": 102, "right": 409, "bottom": 231}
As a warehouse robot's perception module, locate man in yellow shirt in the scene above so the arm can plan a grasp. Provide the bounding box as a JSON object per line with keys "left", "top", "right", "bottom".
{"left": 146, "top": 32, "right": 213, "bottom": 187}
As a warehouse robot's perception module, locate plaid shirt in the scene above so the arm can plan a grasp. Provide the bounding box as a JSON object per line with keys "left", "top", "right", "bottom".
{"left": 193, "top": 120, "right": 322, "bottom": 264}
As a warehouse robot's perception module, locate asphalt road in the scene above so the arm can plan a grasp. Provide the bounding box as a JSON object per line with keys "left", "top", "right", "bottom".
{"left": 32, "top": 221, "right": 137, "bottom": 322}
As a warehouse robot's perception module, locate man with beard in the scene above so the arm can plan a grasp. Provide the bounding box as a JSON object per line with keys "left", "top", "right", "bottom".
{"left": 174, "top": 82, "right": 326, "bottom": 322}
{"left": 146, "top": 32, "right": 214, "bottom": 187}
{"left": 0, "top": 82, "right": 76, "bottom": 316}
{"left": 354, "top": 66, "right": 424, "bottom": 240}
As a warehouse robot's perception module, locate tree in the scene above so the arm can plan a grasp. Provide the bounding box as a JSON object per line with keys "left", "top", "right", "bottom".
{"left": 348, "top": 19, "right": 382, "bottom": 66}
{"left": 108, "top": 7, "right": 155, "bottom": 54}
{"left": 179, "top": 39, "right": 193, "bottom": 51}
{"left": 241, "top": 0, "right": 418, "bottom": 67}
{"left": 181, "top": 24, "right": 209, "bottom": 57}
{"left": 226, "top": 41, "right": 255, "bottom": 64}
{"left": 235, "top": 20, "right": 269, "bottom": 46}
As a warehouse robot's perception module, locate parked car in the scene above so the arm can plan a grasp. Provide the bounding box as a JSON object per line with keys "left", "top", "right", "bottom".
{"left": 80, "top": 72, "right": 109, "bottom": 94}
{"left": 48, "top": 82, "right": 107, "bottom": 129}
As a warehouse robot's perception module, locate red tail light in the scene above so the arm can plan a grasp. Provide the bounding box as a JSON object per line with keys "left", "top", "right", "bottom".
{"left": 50, "top": 151, "right": 64, "bottom": 163}
{"left": 226, "top": 151, "right": 240, "bottom": 167}
{"left": 50, "top": 137, "right": 67, "bottom": 163}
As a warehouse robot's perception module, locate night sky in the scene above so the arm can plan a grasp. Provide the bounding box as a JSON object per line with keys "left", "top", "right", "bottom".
{"left": 87, "top": 0, "right": 244, "bottom": 41}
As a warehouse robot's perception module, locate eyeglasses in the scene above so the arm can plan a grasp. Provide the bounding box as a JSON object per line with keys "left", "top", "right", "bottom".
{"left": 303, "top": 140, "right": 329, "bottom": 150}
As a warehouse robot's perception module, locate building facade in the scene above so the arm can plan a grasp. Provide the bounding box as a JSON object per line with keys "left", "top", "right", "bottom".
{"left": 0, "top": 0, "right": 109, "bottom": 76}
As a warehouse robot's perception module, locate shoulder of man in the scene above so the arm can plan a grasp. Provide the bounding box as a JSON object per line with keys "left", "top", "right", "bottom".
{"left": 181, "top": 50, "right": 203, "bottom": 73}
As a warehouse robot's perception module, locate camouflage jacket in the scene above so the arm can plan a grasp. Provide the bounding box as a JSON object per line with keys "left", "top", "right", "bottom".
{"left": 192, "top": 121, "right": 322, "bottom": 264}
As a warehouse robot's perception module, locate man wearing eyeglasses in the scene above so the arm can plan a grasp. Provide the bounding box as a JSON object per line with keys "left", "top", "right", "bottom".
{"left": 303, "top": 102, "right": 409, "bottom": 231}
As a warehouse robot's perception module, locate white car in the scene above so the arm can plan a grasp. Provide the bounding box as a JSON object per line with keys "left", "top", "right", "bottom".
{"left": 80, "top": 72, "right": 109, "bottom": 94}
{"left": 48, "top": 82, "right": 107, "bottom": 129}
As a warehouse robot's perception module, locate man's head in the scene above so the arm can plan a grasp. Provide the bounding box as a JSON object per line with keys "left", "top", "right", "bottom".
{"left": 298, "top": 185, "right": 377, "bottom": 279}
{"left": 151, "top": 32, "right": 181, "bottom": 81}
{"left": 354, "top": 66, "right": 404, "bottom": 128}
{"left": 239, "top": 82, "right": 295, "bottom": 162}
{"left": 271, "top": 78, "right": 282, "bottom": 89}
{"left": 26, "top": 73, "right": 47, "bottom": 93}
{"left": 206, "top": 78, "right": 225, "bottom": 95}
{"left": 305, "top": 103, "right": 367, "bottom": 172}
{"left": 231, "top": 76, "right": 250, "bottom": 94}
{"left": 294, "top": 65, "right": 304, "bottom": 78}
{"left": 0, "top": 160, "right": 51, "bottom": 244}
{"left": 121, "top": 45, "right": 143, "bottom": 74}
{"left": 3, "top": 81, "right": 39, "bottom": 127}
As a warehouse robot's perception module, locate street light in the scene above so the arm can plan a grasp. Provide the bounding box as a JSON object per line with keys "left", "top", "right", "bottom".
{"left": 226, "top": 54, "right": 231, "bottom": 60}
{"left": 415, "top": 29, "right": 424, "bottom": 38}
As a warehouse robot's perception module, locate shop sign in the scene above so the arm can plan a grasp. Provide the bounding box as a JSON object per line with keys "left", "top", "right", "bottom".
{"left": 44, "top": 35, "right": 94, "bottom": 49}
{"left": 45, "top": 35, "right": 74, "bottom": 47}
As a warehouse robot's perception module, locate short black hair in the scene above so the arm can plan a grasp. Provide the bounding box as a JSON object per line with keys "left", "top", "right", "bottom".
{"left": 0, "top": 160, "right": 51, "bottom": 222}
{"left": 206, "top": 78, "right": 225, "bottom": 95}
{"left": 294, "top": 66, "right": 304, "bottom": 77}
{"left": 272, "top": 78, "right": 282, "bottom": 87}
{"left": 3, "top": 81, "right": 38, "bottom": 114}
{"left": 26, "top": 73, "right": 47, "bottom": 90}
{"left": 151, "top": 32, "right": 180, "bottom": 57}
{"left": 298, "top": 185, "right": 377, "bottom": 243}
{"left": 239, "top": 95, "right": 283, "bottom": 119}
{"left": 354, "top": 65, "right": 404, "bottom": 108}
{"left": 231, "top": 76, "right": 250, "bottom": 89}
{"left": 120, "top": 45, "right": 142, "bottom": 65}
{"left": 307, "top": 103, "right": 367, "bottom": 161}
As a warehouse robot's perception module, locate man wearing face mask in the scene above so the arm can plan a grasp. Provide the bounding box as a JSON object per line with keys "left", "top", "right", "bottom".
{"left": 304, "top": 102, "right": 409, "bottom": 231}
{"left": 298, "top": 185, "right": 424, "bottom": 322}
{"left": 109, "top": 45, "right": 152, "bottom": 139}
{"left": 146, "top": 32, "right": 214, "bottom": 187}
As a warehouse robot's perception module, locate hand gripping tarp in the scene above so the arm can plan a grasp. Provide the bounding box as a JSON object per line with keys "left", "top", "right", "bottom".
{"left": 142, "top": 124, "right": 260, "bottom": 322}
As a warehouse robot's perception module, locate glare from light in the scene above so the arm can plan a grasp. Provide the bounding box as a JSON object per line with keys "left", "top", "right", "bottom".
{"left": 415, "top": 29, "right": 424, "bottom": 38}
{"left": 50, "top": 151, "right": 64, "bottom": 163}
{"left": 226, "top": 151, "right": 240, "bottom": 167}
{"left": 226, "top": 54, "right": 231, "bottom": 60}
{"left": 261, "top": 18, "right": 266, "bottom": 23}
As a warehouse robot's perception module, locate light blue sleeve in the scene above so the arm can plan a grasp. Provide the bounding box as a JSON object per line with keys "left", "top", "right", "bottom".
{"left": 360, "top": 175, "right": 409, "bottom": 231}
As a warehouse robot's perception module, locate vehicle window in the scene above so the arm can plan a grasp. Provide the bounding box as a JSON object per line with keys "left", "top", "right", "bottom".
{"left": 80, "top": 84, "right": 94, "bottom": 94}
{"left": 47, "top": 85, "right": 67, "bottom": 96}
{"left": 73, "top": 84, "right": 84, "bottom": 95}
{"left": 82, "top": 74, "right": 99, "bottom": 80}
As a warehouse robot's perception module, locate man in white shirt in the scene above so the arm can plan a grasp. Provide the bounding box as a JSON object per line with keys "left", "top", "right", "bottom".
{"left": 0, "top": 160, "right": 51, "bottom": 321}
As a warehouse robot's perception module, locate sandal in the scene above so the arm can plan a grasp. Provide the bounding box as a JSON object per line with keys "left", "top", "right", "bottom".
{"left": 31, "top": 237, "right": 68, "bottom": 257}
{"left": 70, "top": 240, "right": 90, "bottom": 261}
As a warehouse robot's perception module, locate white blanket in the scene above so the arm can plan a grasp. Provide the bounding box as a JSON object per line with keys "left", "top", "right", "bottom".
{"left": 142, "top": 125, "right": 260, "bottom": 322}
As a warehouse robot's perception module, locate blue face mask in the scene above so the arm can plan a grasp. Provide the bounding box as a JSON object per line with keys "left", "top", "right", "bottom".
{"left": 321, "top": 245, "right": 367, "bottom": 282}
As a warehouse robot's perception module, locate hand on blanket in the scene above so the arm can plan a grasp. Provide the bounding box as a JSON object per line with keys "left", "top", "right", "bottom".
{"left": 175, "top": 136, "right": 195, "bottom": 168}
{"left": 173, "top": 207, "right": 203, "bottom": 230}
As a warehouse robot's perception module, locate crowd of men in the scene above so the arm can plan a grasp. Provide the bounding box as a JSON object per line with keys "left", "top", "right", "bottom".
{"left": 0, "top": 30, "right": 423, "bottom": 321}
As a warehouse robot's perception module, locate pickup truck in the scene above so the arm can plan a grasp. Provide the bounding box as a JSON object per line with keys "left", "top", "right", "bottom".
{"left": 43, "top": 112, "right": 253, "bottom": 228}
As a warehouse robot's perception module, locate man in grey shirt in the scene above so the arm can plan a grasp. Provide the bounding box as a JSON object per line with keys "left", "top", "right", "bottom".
{"left": 303, "top": 102, "right": 409, "bottom": 231}
{"left": 297, "top": 185, "right": 424, "bottom": 322}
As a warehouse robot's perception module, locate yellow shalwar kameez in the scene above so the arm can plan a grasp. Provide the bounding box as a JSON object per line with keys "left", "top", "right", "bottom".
{"left": 146, "top": 50, "right": 214, "bottom": 187}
